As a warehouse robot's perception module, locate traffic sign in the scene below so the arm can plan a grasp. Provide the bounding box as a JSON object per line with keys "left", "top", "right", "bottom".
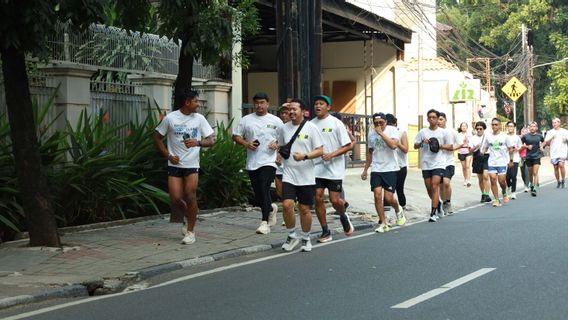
{"left": 501, "top": 77, "right": 527, "bottom": 101}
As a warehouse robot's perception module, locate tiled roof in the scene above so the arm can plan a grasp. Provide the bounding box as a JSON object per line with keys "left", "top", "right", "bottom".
{"left": 405, "top": 57, "right": 460, "bottom": 72}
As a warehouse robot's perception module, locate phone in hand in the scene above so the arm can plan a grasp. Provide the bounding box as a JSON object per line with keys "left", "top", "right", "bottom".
{"left": 252, "top": 139, "right": 260, "bottom": 147}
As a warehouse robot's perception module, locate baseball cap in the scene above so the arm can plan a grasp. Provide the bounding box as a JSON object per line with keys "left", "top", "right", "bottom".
{"left": 313, "top": 95, "right": 331, "bottom": 106}
{"left": 252, "top": 92, "right": 269, "bottom": 102}
{"left": 372, "top": 112, "right": 386, "bottom": 120}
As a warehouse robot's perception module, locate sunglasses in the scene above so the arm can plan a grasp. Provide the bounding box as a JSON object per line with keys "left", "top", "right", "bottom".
{"left": 373, "top": 122, "right": 385, "bottom": 126}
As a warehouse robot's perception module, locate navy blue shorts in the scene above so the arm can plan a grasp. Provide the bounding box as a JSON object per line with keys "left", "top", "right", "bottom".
{"left": 422, "top": 168, "right": 445, "bottom": 179}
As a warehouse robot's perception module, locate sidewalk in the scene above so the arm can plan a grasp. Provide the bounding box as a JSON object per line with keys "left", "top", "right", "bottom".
{"left": 0, "top": 158, "right": 558, "bottom": 309}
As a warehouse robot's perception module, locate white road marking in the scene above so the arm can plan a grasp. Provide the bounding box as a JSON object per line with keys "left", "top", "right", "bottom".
{"left": 391, "top": 268, "right": 496, "bottom": 309}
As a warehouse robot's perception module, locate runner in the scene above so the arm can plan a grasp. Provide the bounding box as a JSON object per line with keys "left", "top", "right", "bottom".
{"left": 544, "top": 118, "right": 568, "bottom": 188}
{"left": 361, "top": 112, "right": 405, "bottom": 232}
{"left": 521, "top": 121, "right": 544, "bottom": 196}
{"left": 386, "top": 114, "right": 409, "bottom": 213}
{"left": 505, "top": 121, "right": 523, "bottom": 199}
{"left": 154, "top": 90, "right": 215, "bottom": 244}
{"left": 413, "top": 109, "right": 452, "bottom": 222}
{"left": 274, "top": 103, "right": 290, "bottom": 203}
{"left": 438, "top": 112, "right": 459, "bottom": 214}
{"left": 278, "top": 99, "right": 323, "bottom": 252}
{"left": 469, "top": 121, "right": 492, "bottom": 203}
{"left": 519, "top": 126, "right": 530, "bottom": 192}
{"left": 233, "top": 92, "right": 283, "bottom": 234}
{"left": 457, "top": 122, "right": 473, "bottom": 187}
{"left": 481, "top": 118, "right": 514, "bottom": 207}
{"left": 311, "top": 95, "right": 354, "bottom": 243}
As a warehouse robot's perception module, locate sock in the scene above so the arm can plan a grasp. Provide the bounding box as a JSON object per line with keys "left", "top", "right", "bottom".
{"left": 302, "top": 232, "right": 310, "bottom": 240}
{"left": 431, "top": 207, "right": 437, "bottom": 216}
{"left": 321, "top": 225, "right": 329, "bottom": 233}
{"left": 287, "top": 228, "right": 296, "bottom": 238}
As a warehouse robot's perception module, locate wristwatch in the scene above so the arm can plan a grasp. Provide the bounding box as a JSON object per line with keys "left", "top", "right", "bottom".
{"left": 197, "top": 141, "right": 201, "bottom": 147}
{"left": 304, "top": 154, "right": 309, "bottom": 160}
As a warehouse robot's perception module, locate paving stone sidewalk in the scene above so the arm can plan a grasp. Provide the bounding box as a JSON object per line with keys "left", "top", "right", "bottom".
{"left": 0, "top": 161, "right": 558, "bottom": 309}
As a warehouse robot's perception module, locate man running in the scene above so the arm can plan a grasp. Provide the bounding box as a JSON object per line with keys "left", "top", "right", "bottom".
{"left": 438, "top": 112, "right": 458, "bottom": 214}
{"left": 275, "top": 103, "right": 290, "bottom": 202}
{"left": 362, "top": 112, "right": 405, "bottom": 232}
{"left": 279, "top": 99, "right": 323, "bottom": 252}
{"left": 469, "top": 121, "right": 492, "bottom": 203}
{"left": 386, "top": 114, "right": 409, "bottom": 213}
{"left": 544, "top": 118, "right": 568, "bottom": 188}
{"left": 154, "top": 90, "right": 215, "bottom": 245}
{"left": 482, "top": 118, "right": 514, "bottom": 207}
{"left": 413, "top": 109, "right": 452, "bottom": 222}
{"left": 233, "top": 92, "right": 283, "bottom": 234}
{"left": 311, "top": 95, "right": 354, "bottom": 243}
{"left": 522, "top": 121, "right": 544, "bottom": 196}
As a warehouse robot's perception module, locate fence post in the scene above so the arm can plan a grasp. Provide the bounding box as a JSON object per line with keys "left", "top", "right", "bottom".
{"left": 193, "top": 80, "right": 232, "bottom": 128}
{"left": 40, "top": 62, "right": 97, "bottom": 131}
{"left": 128, "top": 72, "right": 176, "bottom": 117}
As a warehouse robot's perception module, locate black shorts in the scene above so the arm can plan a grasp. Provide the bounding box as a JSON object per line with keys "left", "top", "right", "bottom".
{"left": 370, "top": 171, "right": 397, "bottom": 193}
{"left": 275, "top": 174, "right": 283, "bottom": 180}
{"left": 422, "top": 168, "right": 445, "bottom": 179}
{"left": 525, "top": 158, "right": 541, "bottom": 167}
{"left": 458, "top": 153, "right": 471, "bottom": 161}
{"left": 472, "top": 154, "right": 489, "bottom": 174}
{"left": 168, "top": 166, "right": 199, "bottom": 177}
{"left": 444, "top": 165, "right": 455, "bottom": 180}
{"left": 282, "top": 182, "right": 315, "bottom": 206}
{"left": 315, "top": 178, "right": 343, "bottom": 193}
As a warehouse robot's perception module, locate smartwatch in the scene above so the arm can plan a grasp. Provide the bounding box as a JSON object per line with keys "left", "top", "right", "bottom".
{"left": 304, "top": 154, "right": 309, "bottom": 160}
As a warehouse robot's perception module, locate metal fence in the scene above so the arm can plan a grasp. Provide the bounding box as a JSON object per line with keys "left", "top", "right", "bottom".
{"left": 47, "top": 22, "right": 221, "bottom": 79}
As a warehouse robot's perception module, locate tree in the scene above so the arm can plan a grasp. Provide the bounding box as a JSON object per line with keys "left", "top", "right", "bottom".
{"left": 0, "top": 1, "right": 111, "bottom": 247}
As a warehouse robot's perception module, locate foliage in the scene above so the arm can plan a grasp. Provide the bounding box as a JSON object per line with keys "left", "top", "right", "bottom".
{"left": 197, "top": 120, "right": 251, "bottom": 209}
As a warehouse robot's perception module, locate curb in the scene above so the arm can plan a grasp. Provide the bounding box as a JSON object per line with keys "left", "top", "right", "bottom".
{"left": 0, "top": 221, "right": 375, "bottom": 310}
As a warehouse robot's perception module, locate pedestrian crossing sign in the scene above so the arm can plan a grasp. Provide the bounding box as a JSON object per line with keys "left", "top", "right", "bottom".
{"left": 501, "top": 77, "right": 527, "bottom": 101}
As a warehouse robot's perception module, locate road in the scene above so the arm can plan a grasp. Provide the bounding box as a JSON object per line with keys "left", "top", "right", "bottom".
{"left": 3, "top": 183, "right": 568, "bottom": 320}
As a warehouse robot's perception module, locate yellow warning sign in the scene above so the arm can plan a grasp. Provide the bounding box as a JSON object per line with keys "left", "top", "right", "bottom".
{"left": 501, "top": 77, "right": 527, "bottom": 102}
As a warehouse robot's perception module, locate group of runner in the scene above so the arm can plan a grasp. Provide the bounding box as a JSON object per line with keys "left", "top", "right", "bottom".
{"left": 155, "top": 90, "right": 568, "bottom": 248}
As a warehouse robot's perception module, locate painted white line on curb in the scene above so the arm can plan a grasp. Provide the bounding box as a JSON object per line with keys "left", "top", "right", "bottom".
{"left": 391, "top": 268, "right": 496, "bottom": 309}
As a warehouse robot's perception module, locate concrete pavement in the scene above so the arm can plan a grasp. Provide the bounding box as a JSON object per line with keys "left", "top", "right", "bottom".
{"left": 0, "top": 159, "right": 559, "bottom": 309}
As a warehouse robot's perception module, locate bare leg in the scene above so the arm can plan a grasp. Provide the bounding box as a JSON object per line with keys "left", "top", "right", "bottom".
{"left": 298, "top": 204, "right": 312, "bottom": 233}
{"left": 314, "top": 188, "right": 327, "bottom": 229}
{"left": 282, "top": 199, "right": 296, "bottom": 229}
{"left": 373, "top": 187, "right": 386, "bottom": 223}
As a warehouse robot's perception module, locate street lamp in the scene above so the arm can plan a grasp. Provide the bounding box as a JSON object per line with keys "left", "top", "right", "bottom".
{"left": 532, "top": 57, "right": 568, "bottom": 69}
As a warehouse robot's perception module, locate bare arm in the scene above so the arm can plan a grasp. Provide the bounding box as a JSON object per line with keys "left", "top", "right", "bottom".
{"left": 232, "top": 135, "right": 256, "bottom": 151}
{"left": 398, "top": 131, "right": 409, "bottom": 153}
{"left": 154, "top": 131, "right": 179, "bottom": 165}
{"left": 361, "top": 148, "right": 373, "bottom": 180}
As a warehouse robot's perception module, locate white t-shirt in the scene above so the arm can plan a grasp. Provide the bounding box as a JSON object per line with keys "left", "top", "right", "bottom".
{"left": 155, "top": 110, "right": 214, "bottom": 168}
{"left": 368, "top": 125, "right": 400, "bottom": 172}
{"left": 469, "top": 134, "right": 488, "bottom": 155}
{"left": 482, "top": 132, "right": 512, "bottom": 167}
{"left": 395, "top": 128, "right": 408, "bottom": 168}
{"left": 233, "top": 113, "right": 283, "bottom": 171}
{"left": 311, "top": 115, "right": 352, "bottom": 180}
{"left": 508, "top": 134, "right": 522, "bottom": 163}
{"left": 278, "top": 121, "right": 323, "bottom": 186}
{"left": 545, "top": 128, "right": 568, "bottom": 159}
{"left": 414, "top": 127, "right": 450, "bottom": 170}
{"left": 442, "top": 128, "right": 458, "bottom": 167}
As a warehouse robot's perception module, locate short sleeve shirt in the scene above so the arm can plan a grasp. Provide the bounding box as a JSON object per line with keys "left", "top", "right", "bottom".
{"left": 482, "top": 132, "right": 512, "bottom": 167}
{"left": 522, "top": 133, "right": 544, "bottom": 159}
{"left": 395, "top": 129, "right": 408, "bottom": 168}
{"left": 278, "top": 121, "right": 323, "bottom": 186}
{"left": 233, "top": 113, "right": 284, "bottom": 170}
{"left": 508, "top": 134, "right": 522, "bottom": 163}
{"left": 155, "top": 111, "right": 214, "bottom": 168}
{"left": 368, "top": 125, "right": 400, "bottom": 173}
{"left": 443, "top": 128, "right": 458, "bottom": 167}
{"left": 311, "top": 116, "right": 352, "bottom": 180}
{"left": 545, "top": 128, "right": 568, "bottom": 159}
{"left": 414, "top": 127, "right": 449, "bottom": 170}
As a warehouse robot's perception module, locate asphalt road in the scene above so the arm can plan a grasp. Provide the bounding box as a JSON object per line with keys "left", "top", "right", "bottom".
{"left": 4, "top": 183, "right": 568, "bottom": 320}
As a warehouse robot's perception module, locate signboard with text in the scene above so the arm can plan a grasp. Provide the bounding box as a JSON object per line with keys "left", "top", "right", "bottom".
{"left": 449, "top": 79, "right": 481, "bottom": 102}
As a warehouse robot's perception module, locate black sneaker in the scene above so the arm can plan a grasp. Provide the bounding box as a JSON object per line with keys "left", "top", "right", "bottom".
{"left": 344, "top": 201, "right": 350, "bottom": 211}
{"left": 531, "top": 188, "right": 537, "bottom": 197}
{"left": 484, "top": 195, "right": 492, "bottom": 203}
{"left": 562, "top": 181, "right": 566, "bottom": 189}
{"left": 317, "top": 229, "right": 332, "bottom": 243}
{"left": 557, "top": 181, "right": 561, "bottom": 188}
{"left": 339, "top": 214, "right": 354, "bottom": 236}
{"left": 480, "top": 195, "right": 485, "bottom": 203}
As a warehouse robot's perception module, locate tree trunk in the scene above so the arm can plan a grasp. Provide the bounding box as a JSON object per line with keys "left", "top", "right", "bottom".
{"left": 0, "top": 46, "right": 61, "bottom": 247}
{"left": 173, "top": 39, "right": 194, "bottom": 111}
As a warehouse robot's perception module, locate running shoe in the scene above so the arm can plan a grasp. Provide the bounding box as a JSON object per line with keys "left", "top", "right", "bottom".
{"left": 300, "top": 238, "right": 312, "bottom": 252}
{"left": 317, "top": 229, "right": 332, "bottom": 243}
{"left": 256, "top": 221, "right": 270, "bottom": 234}
{"left": 466, "top": 180, "right": 472, "bottom": 187}
{"left": 339, "top": 213, "right": 354, "bottom": 236}
{"left": 531, "top": 189, "right": 537, "bottom": 197}
{"left": 445, "top": 203, "right": 453, "bottom": 214}
{"left": 562, "top": 181, "right": 566, "bottom": 189}
{"left": 396, "top": 208, "right": 406, "bottom": 226}
{"left": 344, "top": 201, "right": 350, "bottom": 211}
{"left": 268, "top": 203, "right": 278, "bottom": 226}
{"left": 524, "top": 186, "right": 530, "bottom": 193}
{"left": 375, "top": 223, "right": 390, "bottom": 233}
{"left": 181, "top": 231, "right": 196, "bottom": 245}
{"left": 557, "top": 181, "right": 561, "bottom": 189}
{"left": 282, "top": 235, "right": 300, "bottom": 251}
{"left": 428, "top": 215, "right": 438, "bottom": 223}
{"left": 503, "top": 193, "right": 510, "bottom": 203}
{"left": 181, "top": 216, "right": 188, "bottom": 236}
{"left": 480, "top": 195, "right": 485, "bottom": 203}
{"left": 492, "top": 200, "right": 502, "bottom": 207}
{"left": 511, "top": 192, "right": 517, "bottom": 200}
{"left": 484, "top": 195, "right": 492, "bottom": 203}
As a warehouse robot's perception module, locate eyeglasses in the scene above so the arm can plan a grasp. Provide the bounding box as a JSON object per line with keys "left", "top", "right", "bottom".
{"left": 476, "top": 128, "right": 484, "bottom": 130}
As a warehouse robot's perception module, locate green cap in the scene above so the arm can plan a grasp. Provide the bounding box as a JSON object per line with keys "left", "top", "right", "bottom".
{"left": 313, "top": 95, "right": 331, "bottom": 106}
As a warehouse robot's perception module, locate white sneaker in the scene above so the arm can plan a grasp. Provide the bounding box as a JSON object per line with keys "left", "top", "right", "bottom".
{"left": 524, "top": 186, "right": 530, "bottom": 193}
{"left": 466, "top": 180, "right": 472, "bottom": 187}
{"left": 256, "top": 221, "right": 270, "bottom": 234}
{"left": 375, "top": 223, "right": 390, "bottom": 233}
{"left": 181, "top": 217, "right": 188, "bottom": 236}
{"left": 268, "top": 203, "right": 278, "bottom": 227}
{"left": 181, "top": 232, "right": 196, "bottom": 245}
{"left": 300, "top": 238, "right": 312, "bottom": 252}
{"left": 282, "top": 235, "right": 300, "bottom": 251}
{"left": 429, "top": 215, "right": 438, "bottom": 222}
{"left": 511, "top": 192, "right": 517, "bottom": 200}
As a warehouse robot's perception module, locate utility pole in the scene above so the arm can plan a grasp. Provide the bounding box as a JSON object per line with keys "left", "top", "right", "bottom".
{"left": 528, "top": 45, "right": 535, "bottom": 123}
{"left": 417, "top": 28, "right": 423, "bottom": 168}
{"left": 522, "top": 23, "right": 529, "bottom": 125}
